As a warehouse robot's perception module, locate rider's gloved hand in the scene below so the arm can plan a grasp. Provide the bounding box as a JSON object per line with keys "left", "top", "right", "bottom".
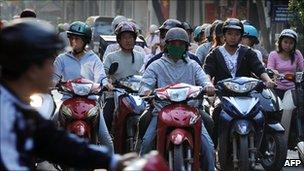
{"left": 105, "top": 83, "right": 114, "bottom": 91}
{"left": 205, "top": 83, "right": 215, "bottom": 96}
{"left": 113, "top": 152, "right": 138, "bottom": 171}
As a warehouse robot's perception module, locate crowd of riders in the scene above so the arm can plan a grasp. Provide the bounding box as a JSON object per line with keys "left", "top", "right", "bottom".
{"left": 1, "top": 8, "right": 303, "bottom": 171}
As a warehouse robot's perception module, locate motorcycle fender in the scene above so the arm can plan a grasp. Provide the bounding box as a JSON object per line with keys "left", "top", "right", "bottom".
{"left": 232, "top": 120, "right": 253, "bottom": 135}
{"left": 265, "top": 123, "right": 285, "bottom": 133}
{"left": 167, "top": 129, "right": 193, "bottom": 148}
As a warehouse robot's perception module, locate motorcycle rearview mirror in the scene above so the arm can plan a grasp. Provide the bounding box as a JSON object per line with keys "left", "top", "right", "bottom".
{"left": 108, "top": 62, "right": 119, "bottom": 75}
{"left": 266, "top": 69, "right": 275, "bottom": 78}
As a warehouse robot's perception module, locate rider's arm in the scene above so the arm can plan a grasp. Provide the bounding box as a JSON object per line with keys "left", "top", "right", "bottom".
{"left": 33, "top": 112, "right": 114, "bottom": 170}
{"left": 295, "top": 50, "right": 304, "bottom": 71}
{"left": 94, "top": 56, "right": 108, "bottom": 86}
{"left": 203, "top": 49, "right": 216, "bottom": 79}
{"left": 52, "top": 54, "right": 64, "bottom": 85}
{"left": 266, "top": 51, "right": 276, "bottom": 70}
{"left": 139, "top": 64, "right": 157, "bottom": 95}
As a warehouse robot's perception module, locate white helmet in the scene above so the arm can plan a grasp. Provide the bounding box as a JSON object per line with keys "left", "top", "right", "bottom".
{"left": 149, "top": 24, "right": 159, "bottom": 34}
{"left": 279, "top": 29, "right": 298, "bottom": 43}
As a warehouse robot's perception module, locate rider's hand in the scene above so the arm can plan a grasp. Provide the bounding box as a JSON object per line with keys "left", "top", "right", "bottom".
{"left": 105, "top": 83, "right": 114, "bottom": 91}
{"left": 142, "top": 90, "right": 152, "bottom": 96}
{"left": 205, "top": 83, "right": 215, "bottom": 96}
{"left": 265, "top": 79, "right": 276, "bottom": 88}
{"left": 115, "top": 152, "right": 138, "bottom": 171}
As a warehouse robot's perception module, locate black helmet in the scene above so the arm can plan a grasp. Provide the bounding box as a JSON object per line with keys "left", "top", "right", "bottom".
{"left": 0, "top": 19, "right": 64, "bottom": 79}
{"left": 223, "top": 18, "right": 244, "bottom": 35}
{"left": 165, "top": 27, "right": 190, "bottom": 45}
{"left": 215, "top": 21, "right": 224, "bottom": 37}
{"left": 182, "top": 22, "right": 193, "bottom": 33}
{"left": 159, "top": 19, "right": 183, "bottom": 31}
{"left": 114, "top": 21, "right": 137, "bottom": 41}
{"left": 67, "top": 21, "right": 92, "bottom": 44}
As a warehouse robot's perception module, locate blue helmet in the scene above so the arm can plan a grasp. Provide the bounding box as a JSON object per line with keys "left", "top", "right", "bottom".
{"left": 243, "top": 24, "right": 259, "bottom": 44}
{"left": 193, "top": 26, "right": 203, "bottom": 40}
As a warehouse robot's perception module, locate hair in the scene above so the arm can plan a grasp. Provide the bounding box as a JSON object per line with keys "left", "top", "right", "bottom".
{"left": 276, "top": 36, "right": 297, "bottom": 64}
{"left": 212, "top": 36, "right": 224, "bottom": 49}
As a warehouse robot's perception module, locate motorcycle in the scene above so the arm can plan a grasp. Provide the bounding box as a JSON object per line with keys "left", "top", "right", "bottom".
{"left": 55, "top": 77, "right": 103, "bottom": 143}
{"left": 106, "top": 62, "right": 146, "bottom": 154}
{"left": 216, "top": 77, "right": 287, "bottom": 171}
{"left": 143, "top": 83, "right": 205, "bottom": 171}
{"left": 112, "top": 75, "right": 146, "bottom": 154}
{"left": 278, "top": 71, "right": 304, "bottom": 165}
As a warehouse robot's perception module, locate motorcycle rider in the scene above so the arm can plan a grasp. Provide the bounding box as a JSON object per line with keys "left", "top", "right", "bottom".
{"left": 196, "top": 19, "right": 222, "bottom": 63}
{"left": 0, "top": 18, "right": 136, "bottom": 171}
{"left": 241, "top": 24, "right": 264, "bottom": 64}
{"left": 144, "top": 19, "right": 201, "bottom": 69}
{"left": 267, "top": 29, "right": 304, "bottom": 99}
{"left": 103, "top": 15, "right": 145, "bottom": 58}
{"left": 103, "top": 21, "right": 144, "bottom": 131}
{"left": 203, "top": 18, "right": 276, "bottom": 147}
{"left": 139, "top": 27, "right": 216, "bottom": 171}
{"left": 53, "top": 21, "right": 114, "bottom": 154}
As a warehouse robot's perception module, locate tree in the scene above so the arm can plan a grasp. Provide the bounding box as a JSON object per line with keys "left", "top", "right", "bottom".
{"left": 289, "top": 0, "right": 304, "bottom": 53}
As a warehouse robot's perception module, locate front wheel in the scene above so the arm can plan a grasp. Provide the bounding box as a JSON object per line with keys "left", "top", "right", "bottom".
{"left": 172, "top": 145, "right": 186, "bottom": 171}
{"left": 239, "top": 136, "right": 250, "bottom": 171}
{"left": 260, "top": 133, "right": 287, "bottom": 171}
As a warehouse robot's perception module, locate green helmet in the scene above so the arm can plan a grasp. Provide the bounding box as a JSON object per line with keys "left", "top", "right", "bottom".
{"left": 67, "top": 21, "right": 92, "bottom": 44}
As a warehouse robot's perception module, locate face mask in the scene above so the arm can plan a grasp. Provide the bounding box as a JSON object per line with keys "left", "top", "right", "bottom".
{"left": 167, "top": 44, "right": 186, "bottom": 59}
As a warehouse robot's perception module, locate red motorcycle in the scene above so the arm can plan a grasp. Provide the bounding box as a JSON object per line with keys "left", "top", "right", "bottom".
{"left": 145, "top": 83, "right": 204, "bottom": 171}
{"left": 56, "top": 77, "right": 103, "bottom": 143}
{"left": 111, "top": 75, "right": 146, "bottom": 154}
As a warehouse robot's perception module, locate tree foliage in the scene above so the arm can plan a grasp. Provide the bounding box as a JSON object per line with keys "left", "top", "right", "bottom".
{"left": 289, "top": 0, "right": 304, "bottom": 52}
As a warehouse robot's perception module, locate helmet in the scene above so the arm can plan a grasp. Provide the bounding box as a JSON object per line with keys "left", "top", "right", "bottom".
{"left": 165, "top": 27, "right": 189, "bottom": 45}
{"left": 182, "top": 22, "right": 193, "bottom": 33}
{"left": 149, "top": 24, "right": 159, "bottom": 34}
{"left": 67, "top": 21, "right": 92, "bottom": 44}
{"left": 241, "top": 20, "right": 252, "bottom": 25}
{"left": 204, "top": 24, "right": 213, "bottom": 40}
{"left": 243, "top": 24, "right": 259, "bottom": 44}
{"left": 214, "top": 21, "right": 224, "bottom": 37}
{"left": 63, "top": 23, "right": 70, "bottom": 31}
{"left": 279, "top": 29, "right": 298, "bottom": 43}
{"left": 201, "top": 23, "right": 211, "bottom": 31}
{"left": 223, "top": 18, "right": 244, "bottom": 34}
{"left": 0, "top": 19, "right": 64, "bottom": 78}
{"left": 111, "top": 15, "right": 128, "bottom": 31}
{"left": 159, "top": 19, "right": 183, "bottom": 31}
{"left": 115, "top": 21, "right": 137, "bottom": 40}
{"left": 193, "top": 26, "right": 203, "bottom": 40}
{"left": 20, "top": 9, "right": 36, "bottom": 18}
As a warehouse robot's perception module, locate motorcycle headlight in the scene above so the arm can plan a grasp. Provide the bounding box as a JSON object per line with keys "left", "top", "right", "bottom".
{"left": 61, "top": 104, "right": 72, "bottom": 117}
{"left": 167, "top": 88, "right": 189, "bottom": 102}
{"left": 223, "top": 81, "right": 258, "bottom": 93}
{"left": 71, "top": 83, "right": 92, "bottom": 96}
{"left": 87, "top": 106, "right": 99, "bottom": 118}
{"left": 30, "top": 94, "right": 43, "bottom": 108}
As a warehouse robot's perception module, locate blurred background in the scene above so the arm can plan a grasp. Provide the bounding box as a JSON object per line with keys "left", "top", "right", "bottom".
{"left": 0, "top": 0, "right": 303, "bottom": 53}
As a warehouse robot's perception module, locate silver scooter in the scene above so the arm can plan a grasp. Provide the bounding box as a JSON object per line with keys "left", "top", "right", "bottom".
{"left": 279, "top": 71, "right": 304, "bottom": 165}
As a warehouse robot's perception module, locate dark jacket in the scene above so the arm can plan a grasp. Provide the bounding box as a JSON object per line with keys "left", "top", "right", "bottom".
{"left": 203, "top": 45, "right": 265, "bottom": 84}
{"left": 0, "top": 84, "right": 112, "bottom": 170}
{"left": 145, "top": 51, "right": 201, "bottom": 69}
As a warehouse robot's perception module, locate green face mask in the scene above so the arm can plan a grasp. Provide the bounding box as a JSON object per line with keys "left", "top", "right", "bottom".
{"left": 167, "top": 44, "right": 186, "bottom": 59}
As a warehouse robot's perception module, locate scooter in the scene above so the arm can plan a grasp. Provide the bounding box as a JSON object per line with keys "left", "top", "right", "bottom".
{"left": 278, "top": 71, "right": 304, "bottom": 165}
{"left": 112, "top": 75, "right": 146, "bottom": 154}
{"left": 55, "top": 77, "right": 103, "bottom": 143}
{"left": 107, "top": 62, "right": 146, "bottom": 154}
{"left": 143, "top": 83, "right": 205, "bottom": 171}
{"left": 216, "top": 77, "right": 287, "bottom": 171}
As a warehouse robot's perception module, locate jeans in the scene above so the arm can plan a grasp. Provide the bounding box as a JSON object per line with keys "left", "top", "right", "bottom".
{"left": 140, "top": 114, "right": 215, "bottom": 171}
